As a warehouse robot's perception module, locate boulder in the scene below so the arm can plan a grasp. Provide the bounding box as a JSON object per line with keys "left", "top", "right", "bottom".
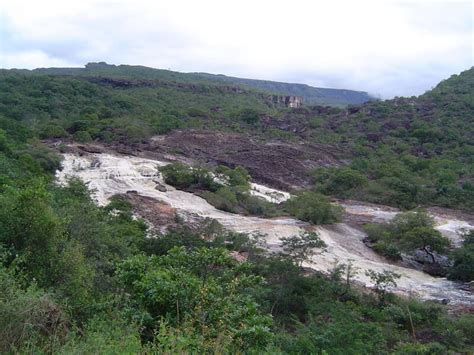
{"left": 153, "top": 180, "right": 167, "bottom": 192}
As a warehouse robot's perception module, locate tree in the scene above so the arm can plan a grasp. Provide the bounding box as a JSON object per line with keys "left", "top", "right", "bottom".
{"left": 0, "top": 258, "right": 69, "bottom": 353}
{"left": 400, "top": 226, "right": 450, "bottom": 263}
{"left": 365, "top": 269, "right": 400, "bottom": 304}
{"left": 0, "top": 182, "right": 64, "bottom": 284}
{"left": 369, "top": 211, "right": 451, "bottom": 264}
{"left": 391, "top": 211, "right": 450, "bottom": 263}
{"left": 73, "top": 130, "right": 92, "bottom": 142}
{"left": 280, "top": 231, "right": 326, "bottom": 267}
{"left": 329, "top": 259, "right": 360, "bottom": 298}
{"left": 116, "top": 247, "right": 274, "bottom": 350}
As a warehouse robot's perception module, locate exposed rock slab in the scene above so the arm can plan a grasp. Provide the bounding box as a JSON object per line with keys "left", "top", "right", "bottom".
{"left": 144, "top": 130, "right": 344, "bottom": 189}
{"left": 56, "top": 152, "right": 474, "bottom": 306}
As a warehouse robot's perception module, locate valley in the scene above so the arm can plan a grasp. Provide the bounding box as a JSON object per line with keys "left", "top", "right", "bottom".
{"left": 56, "top": 149, "right": 474, "bottom": 306}
{"left": 1, "top": 62, "right": 473, "bottom": 353}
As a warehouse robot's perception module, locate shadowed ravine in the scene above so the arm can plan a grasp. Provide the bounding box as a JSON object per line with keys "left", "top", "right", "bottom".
{"left": 56, "top": 153, "right": 474, "bottom": 306}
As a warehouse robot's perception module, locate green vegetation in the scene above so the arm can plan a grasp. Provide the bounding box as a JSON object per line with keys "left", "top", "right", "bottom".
{"left": 0, "top": 64, "right": 473, "bottom": 353}
{"left": 117, "top": 247, "right": 273, "bottom": 351}
{"left": 238, "top": 107, "right": 261, "bottom": 124}
{"left": 160, "top": 162, "right": 343, "bottom": 224}
{"left": 160, "top": 162, "right": 277, "bottom": 216}
{"left": 1, "top": 65, "right": 473, "bottom": 212}
{"left": 0, "top": 69, "right": 274, "bottom": 144}
{"left": 159, "top": 162, "right": 219, "bottom": 190}
{"left": 0, "top": 122, "right": 472, "bottom": 352}
{"left": 364, "top": 211, "right": 450, "bottom": 263}
{"left": 448, "top": 230, "right": 474, "bottom": 282}
{"left": 195, "top": 71, "right": 373, "bottom": 106}
{"left": 365, "top": 269, "right": 401, "bottom": 304}
{"left": 285, "top": 191, "right": 343, "bottom": 224}
{"left": 32, "top": 62, "right": 372, "bottom": 106}
{"left": 313, "top": 166, "right": 368, "bottom": 195}
{"left": 310, "top": 68, "right": 474, "bottom": 211}
{"left": 280, "top": 231, "right": 327, "bottom": 266}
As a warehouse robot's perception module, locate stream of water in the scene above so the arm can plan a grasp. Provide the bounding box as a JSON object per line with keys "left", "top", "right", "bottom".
{"left": 56, "top": 153, "right": 473, "bottom": 305}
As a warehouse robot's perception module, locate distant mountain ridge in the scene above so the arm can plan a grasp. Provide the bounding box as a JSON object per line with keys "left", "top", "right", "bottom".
{"left": 193, "top": 72, "right": 373, "bottom": 106}
{"left": 31, "top": 62, "right": 373, "bottom": 107}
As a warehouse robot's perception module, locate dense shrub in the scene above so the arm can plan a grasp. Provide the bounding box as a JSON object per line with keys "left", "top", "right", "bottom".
{"left": 73, "top": 130, "right": 93, "bottom": 142}
{"left": 203, "top": 186, "right": 239, "bottom": 212}
{"left": 39, "top": 123, "right": 69, "bottom": 139}
{"left": 160, "top": 162, "right": 278, "bottom": 216}
{"left": 238, "top": 108, "right": 260, "bottom": 124}
{"left": 159, "top": 162, "right": 219, "bottom": 190}
{"left": 313, "top": 167, "right": 368, "bottom": 195}
{"left": 117, "top": 247, "right": 274, "bottom": 350}
{"left": 0, "top": 261, "right": 69, "bottom": 353}
{"left": 284, "top": 191, "right": 343, "bottom": 224}
{"left": 448, "top": 230, "right": 474, "bottom": 282}
{"left": 0, "top": 66, "right": 473, "bottom": 354}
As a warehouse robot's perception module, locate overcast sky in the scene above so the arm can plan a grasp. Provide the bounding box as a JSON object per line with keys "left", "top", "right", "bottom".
{"left": 0, "top": 0, "right": 472, "bottom": 98}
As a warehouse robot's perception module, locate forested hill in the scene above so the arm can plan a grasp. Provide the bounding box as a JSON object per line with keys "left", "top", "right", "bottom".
{"left": 0, "top": 62, "right": 474, "bottom": 353}
{"left": 301, "top": 67, "right": 474, "bottom": 210}
{"left": 0, "top": 65, "right": 472, "bottom": 211}
{"left": 30, "top": 62, "right": 373, "bottom": 106}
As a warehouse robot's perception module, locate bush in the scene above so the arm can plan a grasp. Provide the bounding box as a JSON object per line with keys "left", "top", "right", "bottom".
{"left": 25, "top": 143, "right": 62, "bottom": 174}
{"left": 116, "top": 247, "right": 274, "bottom": 350}
{"left": 203, "top": 187, "right": 238, "bottom": 213}
{"left": 161, "top": 162, "right": 275, "bottom": 216}
{"left": 285, "top": 191, "right": 343, "bottom": 224}
{"left": 0, "top": 129, "right": 9, "bottom": 153}
{"left": 0, "top": 263, "right": 69, "bottom": 353}
{"left": 448, "top": 231, "right": 474, "bottom": 282}
{"left": 159, "top": 162, "right": 220, "bottom": 191}
{"left": 238, "top": 108, "right": 260, "bottom": 124}
{"left": 364, "top": 224, "right": 402, "bottom": 260}
{"left": 215, "top": 165, "right": 251, "bottom": 189}
{"left": 237, "top": 193, "right": 277, "bottom": 216}
{"left": 314, "top": 167, "right": 368, "bottom": 195}
{"left": 187, "top": 108, "right": 207, "bottom": 117}
{"left": 160, "top": 162, "right": 195, "bottom": 188}
{"left": 59, "top": 314, "right": 142, "bottom": 354}
{"left": 373, "top": 241, "right": 402, "bottom": 260}
{"left": 39, "top": 124, "right": 69, "bottom": 139}
{"left": 364, "top": 223, "right": 390, "bottom": 243}
{"left": 394, "top": 342, "right": 446, "bottom": 355}
{"left": 73, "top": 130, "right": 92, "bottom": 143}
{"left": 153, "top": 114, "right": 182, "bottom": 135}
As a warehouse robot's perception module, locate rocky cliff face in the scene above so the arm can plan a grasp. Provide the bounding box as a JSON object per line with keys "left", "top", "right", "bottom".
{"left": 268, "top": 95, "right": 303, "bottom": 108}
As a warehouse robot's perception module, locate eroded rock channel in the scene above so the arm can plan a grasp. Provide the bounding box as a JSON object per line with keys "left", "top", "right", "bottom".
{"left": 56, "top": 152, "right": 474, "bottom": 306}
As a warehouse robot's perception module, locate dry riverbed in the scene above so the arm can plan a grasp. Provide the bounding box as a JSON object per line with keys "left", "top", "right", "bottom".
{"left": 56, "top": 152, "right": 474, "bottom": 306}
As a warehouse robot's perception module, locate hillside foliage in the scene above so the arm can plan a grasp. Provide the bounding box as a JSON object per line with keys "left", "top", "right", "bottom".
{"left": 0, "top": 65, "right": 473, "bottom": 353}
{"left": 1, "top": 66, "right": 473, "bottom": 211}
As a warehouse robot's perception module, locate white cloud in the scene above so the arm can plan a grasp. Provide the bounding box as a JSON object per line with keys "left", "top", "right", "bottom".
{"left": 0, "top": 0, "right": 472, "bottom": 97}
{"left": 0, "top": 50, "right": 79, "bottom": 69}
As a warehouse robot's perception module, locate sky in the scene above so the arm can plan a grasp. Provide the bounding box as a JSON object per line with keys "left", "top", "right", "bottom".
{"left": 0, "top": 0, "right": 472, "bottom": 98}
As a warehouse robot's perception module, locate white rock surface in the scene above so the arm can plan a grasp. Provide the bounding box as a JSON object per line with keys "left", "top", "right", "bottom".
{"left": 57, "top": 153, "right": 473, "bottom": 305}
